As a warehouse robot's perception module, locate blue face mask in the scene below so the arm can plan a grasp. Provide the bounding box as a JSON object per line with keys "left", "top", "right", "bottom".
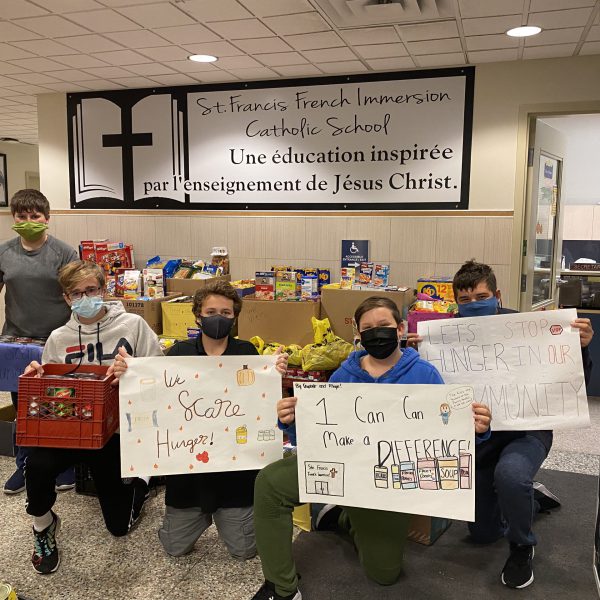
{"left": 457, "top": 295, "right": 499, "bottom": 318}
{"left": 71, "top": 295, "right": 104, "bottom": 319}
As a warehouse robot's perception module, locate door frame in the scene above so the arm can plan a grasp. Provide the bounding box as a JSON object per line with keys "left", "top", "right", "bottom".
{"left": 511, "top": 101, "right": 600, "bottom": 311}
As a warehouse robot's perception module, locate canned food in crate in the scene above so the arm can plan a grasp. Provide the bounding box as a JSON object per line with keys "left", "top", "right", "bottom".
{"left": 46, "top": 387, "right": 75, "bottom": 398}
{"left": 0, "top": 582, "right": 17, "bottom": 600}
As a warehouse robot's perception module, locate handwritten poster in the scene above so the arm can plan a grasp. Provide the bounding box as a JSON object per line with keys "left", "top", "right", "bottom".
{"left": 119, "top": 356, "right": 283, "bottom": 476}
{"left": 418, "top": 309, "right": 590, "bottom": 431}
{"left": 295, "top": 382, "right": 475, "bottom": 521}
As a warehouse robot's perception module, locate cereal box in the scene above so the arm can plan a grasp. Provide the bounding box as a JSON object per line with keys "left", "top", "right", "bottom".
{"left": 417, "top": 277, "right": 455, "bottom": 302}
{"left": 276, "top": 271, "right": 298, "bottom": 300}
{"left": 371, "top": 264, "right": 390, "bottom": 288}
{"left": 255, "top": 271, "right": 275, "bottom": 301}
{"left": 301, "top": 275, "right": 319, "bottom": 299}
{"left": 358, "top": 262, "right": 374, "bottom": 285}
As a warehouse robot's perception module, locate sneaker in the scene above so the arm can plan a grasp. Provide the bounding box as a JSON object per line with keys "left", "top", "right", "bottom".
{"left": 129, "top": 478, "right": 150, "bottom": 529}
{"left": 313, "top": 503, "right": 342, "bottom": 531}
{"left": 501, "top": 543, "right": 535, "bottom": 589}
{"left": 4, "top": 468, "right": 25, "bottom": 495}
{"left": 31, "top": 511, "right": 61, "bottom": 574}
{"left": 533, "top": 481, "right": 561, "bottom": 512}
{"left": 251, "top": 581, "right": 302, "bottom": 600}
{"left": 55, "top": 468, "right": 75, "bottom": 492}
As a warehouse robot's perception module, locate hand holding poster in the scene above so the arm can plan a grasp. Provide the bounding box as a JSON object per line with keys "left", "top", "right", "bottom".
{"left": 295, "top": 382, "right": 475, "bottom": 521}
{"left": 417, "top": 309, "right": 590, "bottom": 431}
{"left": 119, "top": 356, "right": 282, "bottom": 476}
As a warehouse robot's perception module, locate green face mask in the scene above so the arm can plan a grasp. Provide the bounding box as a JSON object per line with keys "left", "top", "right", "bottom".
{"left": 12, "top": 221, "right": 48, "bottom": 242}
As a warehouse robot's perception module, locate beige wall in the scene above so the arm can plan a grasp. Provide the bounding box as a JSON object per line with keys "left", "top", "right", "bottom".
{"left": 0, "top": 141, "right": 39, "bottom": 202}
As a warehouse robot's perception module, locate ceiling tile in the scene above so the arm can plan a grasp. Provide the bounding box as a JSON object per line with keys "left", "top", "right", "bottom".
{"left": 212, "top": 55, "right": 263, "bottom": 69}
{"left": 234, "top": 37, "right": 293, "bottom": 53}
{"left": 108, "top": 76, "right": 158, "bottom": 88}
{"left": 193, "top": 70, "right": 239, "bottom": 83}
{"left": 11, "top": 39, "right": 76, "bottom": 56}
{"left": 239, "top": 0, "right": 313, "bottom": 17}
{"left": 303, "top": 47, "right": 356, "bottom": 62}
{"left": 49, "top": 69, "right": 97, "bottom": 81}
{"left": 80, "top": 66, "right": 134, "bottom": 78}
{"left": 58, "top": 34, "right": 124, "bottom": 53}
{"left": 406, "top": 38, "right": 463, "bottom": 55}
{"left": 38, "top": 0, "right": 105, "bottom": 12}
{"left": 93, "top": 50, "right": 150, "bottom": 65}
{"left": 462, "top": 15, "right": 522, "bottom": 36}
{"left": 417, "top": 52, "right": 465, "bottom": 67}
{"left": 163, "top": 60, "right": 219, "bottom": 73}
{"left": 272, "top": 64, "right": 323, "bottom": 77}
{"left": 458, "top": 0, "right": 524, "bottom": 18}
{"left": 0, "top": 94, "right": 37, "bottom": 104}
{"left": 208, "top": 19, "right": 275, "bottom": 39}
{"left": 0, "top": 75, "right": 24, "bottom": 86}
{"left": 4, "top": 83, "right": 54, "bottom": 94}
{"left": 587, "top": 25, "right": 600, "bottom": 41}
{"left": 466, "top": 34, "right": 519, "bottom": 51}
{"left": 137, "top": 46, "right": 191, "bottom": 61}
{"left": 117, "top": 3, "right": 194, "bottom": 28}
{"left": 128, "top": 63, "right": 178, "bottom": 76}
{"left": 530, "top": 0, "right": 595, "bottom": 12}
{"left": 340, "top": 27, "right": 400, "bottom": 45}
{"left": 355, "top": 43, "right": 408, "bottom": 59}
{"left": 0, "top": 62, "right": 31, "bottom": 75}
{"left": 580, "top": 40, "right": 600, "bottom": 54}
{"left": 0, "top": 0, "right": 48, "bottom": 18}
{"left": 6, "top": 72, "right": 60, "bottom": 84}
{"left": 224, "top": 66, "right": 278, "bottom": 79}
{"left": 182, "top": 41, "right": 245, "bottom": 56}
{"left": 43, "top": 82, "right": 91, "bottom": 92}
{"left": 525, "top": 27, "right": 584, "bottom": 46}
{"left": 149, "top": 73, "right": 199, "bottom": 85}
{"left": 522, "top": 44, "right": 577, "bottom": 59}
{"left": 365, "top": 56, "right": 415, "bottom": 70}
{"left": 9, "top": 56, "right": 74, "bottom": 71}
{"left": 175, "top": 0, "right": 252, "bottom": 21}
{"left": 104, "top": 30, "right": 172, "bottom": 48}
{"left": 16, "top": 15, "right": 90, "bottom": 37}
{"left": 317, "top": 61, "right": 368, "bottom": 74}
{"left": 100, "top": 0, "right": 172, "bottom": 5}
{"left": 67, "top": 9, "right": 141, "bottom": 33}
{"left": 264, "top": 12, "right": 330, "bottom": 36}
{"left": 529, "top": 8, "right": 594, "bottom": 29}
{"left": 0, "top": 22, "right": 42, "bottom": 41}
{"left": 154, "top": 24, "right": 221, "bottom": 45}
{"left": 467, "top": 48, "right": 520, "bottom": 63}
{"left": 397, "top": 21, "right": 460, "bottom": 42}
{"left": 255, "top": 52, "right": 308, "bottom": 66}
{"left": 53, "top": 54, "right": 110, "bottom": 68}
{"left": 284, "top": 31, "right": 345, "bottom": 50}
{"left": 75, "top": 79, "right": 125, "bottom": 90}
{"left": 0, "top": 44, "right": 36, "bottom": 60}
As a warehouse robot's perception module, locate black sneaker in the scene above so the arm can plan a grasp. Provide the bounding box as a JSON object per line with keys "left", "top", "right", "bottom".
{"left": 4, "top": 468, "right": 25, "bottom": 494}
{"left": 129, "top": 478, "right": 149, "bottom": 529}
{"left": 533, "top": 481, "right": 561, "bottom": 512}
{"left": 313, "top": 503, "right": 342, "bottom": 531}
{"left": 501, "top": 543, "right": 535, "bottom": 588}
{"left": 31, "top": 511, "right": 61, "bottom": 574}
{"left": 251, "top": 580, "right": 302, "bottom": 600}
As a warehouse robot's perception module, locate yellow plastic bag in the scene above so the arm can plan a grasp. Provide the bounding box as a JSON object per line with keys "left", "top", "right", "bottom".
{"left": 300, "top": 316, "right": 353, "bottom": 371}
{"left": 286, "top": 344, "right": 303, "bottom": 367}
{"left": 311, "top": 316, "right": 336, "bottom": 344}
{"left": 250, "top": 336, "right": 265, "bottom": 354}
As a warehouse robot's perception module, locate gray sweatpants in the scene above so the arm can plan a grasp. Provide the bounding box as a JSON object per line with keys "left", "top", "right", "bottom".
{"left": 158, "top": 505, "right": 256, "bottom": 560}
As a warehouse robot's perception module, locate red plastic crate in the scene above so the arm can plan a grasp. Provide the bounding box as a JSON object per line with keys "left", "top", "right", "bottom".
{"left": 16, "top": 364, "right": 118, "bottom": 449}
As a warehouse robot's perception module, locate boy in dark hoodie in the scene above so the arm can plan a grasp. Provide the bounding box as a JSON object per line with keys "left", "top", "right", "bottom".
{"left": 251, "top": 296, "right": 492, "bottom": 600}
{"left": 21, "top": 260, "right": 163, "bottom": 575}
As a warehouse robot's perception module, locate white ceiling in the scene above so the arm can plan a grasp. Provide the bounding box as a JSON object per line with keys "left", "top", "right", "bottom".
{"left": 0, "top": 0, "right": 599, "bottom": 145}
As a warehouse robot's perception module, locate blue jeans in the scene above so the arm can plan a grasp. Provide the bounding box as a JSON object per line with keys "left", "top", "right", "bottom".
{"left": 468, "top": 435, "right": 549, "bottom": 547}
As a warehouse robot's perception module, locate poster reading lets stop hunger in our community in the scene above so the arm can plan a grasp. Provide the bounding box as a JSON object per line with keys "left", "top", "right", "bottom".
{"left": 119, "top": 356, "right": 282, "bottom": 477}
{"left": 418, "top": 309, "right": 590, "bottom": 431}
{"left": 295, "top": 383, "right": 475, "bottom": 522}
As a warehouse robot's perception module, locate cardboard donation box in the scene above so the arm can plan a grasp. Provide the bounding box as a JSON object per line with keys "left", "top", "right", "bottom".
{"left": 166, "top": 274, "right": 231, "bottom": 296}
{"left": 161, "top": 301, "right": 196, "bottom": 338}
{"left": 320, "top": 288, "right": 413, "bottom": 342}
{"left": 0, "top": 403, "right": 16, "bottom": 457}
{"left": 408, "top": 515, "right": 451, "bottom": 545}
{"left": 107, "top": 293, "right": 181, "bottom": 335}
{"left": 238, "top": 299, "right": 321, "bottom": 347}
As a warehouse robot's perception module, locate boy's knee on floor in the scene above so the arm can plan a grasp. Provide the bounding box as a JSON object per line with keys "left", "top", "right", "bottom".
{"left": 158, "top": 529, "right": 192, "bottom": 557}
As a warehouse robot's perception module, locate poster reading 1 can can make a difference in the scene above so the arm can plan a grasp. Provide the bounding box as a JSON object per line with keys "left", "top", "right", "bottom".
{"left": 295, "top": 383, "right": 475, "bottom": 522}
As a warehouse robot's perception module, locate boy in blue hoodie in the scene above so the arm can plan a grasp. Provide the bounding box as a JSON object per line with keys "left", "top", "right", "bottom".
{"left": 251, "top": 296, "right": 492, "bottom": 600}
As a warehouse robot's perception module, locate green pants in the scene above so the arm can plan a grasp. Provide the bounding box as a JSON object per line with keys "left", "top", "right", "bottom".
{"left": 254, "top": 454, "right": 411, "bottom": 596}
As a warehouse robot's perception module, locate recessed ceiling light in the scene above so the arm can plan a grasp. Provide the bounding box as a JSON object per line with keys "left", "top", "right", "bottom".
{"left": 189, "top": 54, "right": 217, "bottom": 63}
{"left": 506, "top": 26, "right": 542, "bottom": 37}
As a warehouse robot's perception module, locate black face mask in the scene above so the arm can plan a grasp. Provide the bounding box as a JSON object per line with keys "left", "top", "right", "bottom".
{"left": 360, "top": 326, "right": 399, "bottom": 360}
{"left": 198, "top": 314, "right": 235, "bottom": 340}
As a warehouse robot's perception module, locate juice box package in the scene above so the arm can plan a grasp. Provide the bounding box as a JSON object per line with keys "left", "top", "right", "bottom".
{"left": 318, "top": 269, "right": 330, "bottom": 290}
{"left": 276, "top": 271, "right": 298, "bottom": 300}
{"left": 372, "top": 264, "right": 390, "bottom": 288}
{"left": 358, "top": 262, "right": 374, "bottom": 285}
{"left": 142, "top": 268, "right": 164, "bottom": 298}
{"left": 301, "top": 275, "right": 319, "bottom": 299}
{"left": 340, "top": 267, "right": 355, "bottom": 290}
{"left": 255, "top": 271, "right": 275, "bottom": 300}
{"left": 416, "top": 277, "right": 455, "bottom": 302}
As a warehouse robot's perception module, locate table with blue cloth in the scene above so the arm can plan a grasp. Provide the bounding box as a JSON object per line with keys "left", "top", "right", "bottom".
{"left": 0, "top": 342, "right": 44, "bottom": 393}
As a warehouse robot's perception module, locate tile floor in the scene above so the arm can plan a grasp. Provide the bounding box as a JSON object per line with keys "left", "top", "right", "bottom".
{"left": 0, "top": 393, "right": 598, "bottom": 600}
